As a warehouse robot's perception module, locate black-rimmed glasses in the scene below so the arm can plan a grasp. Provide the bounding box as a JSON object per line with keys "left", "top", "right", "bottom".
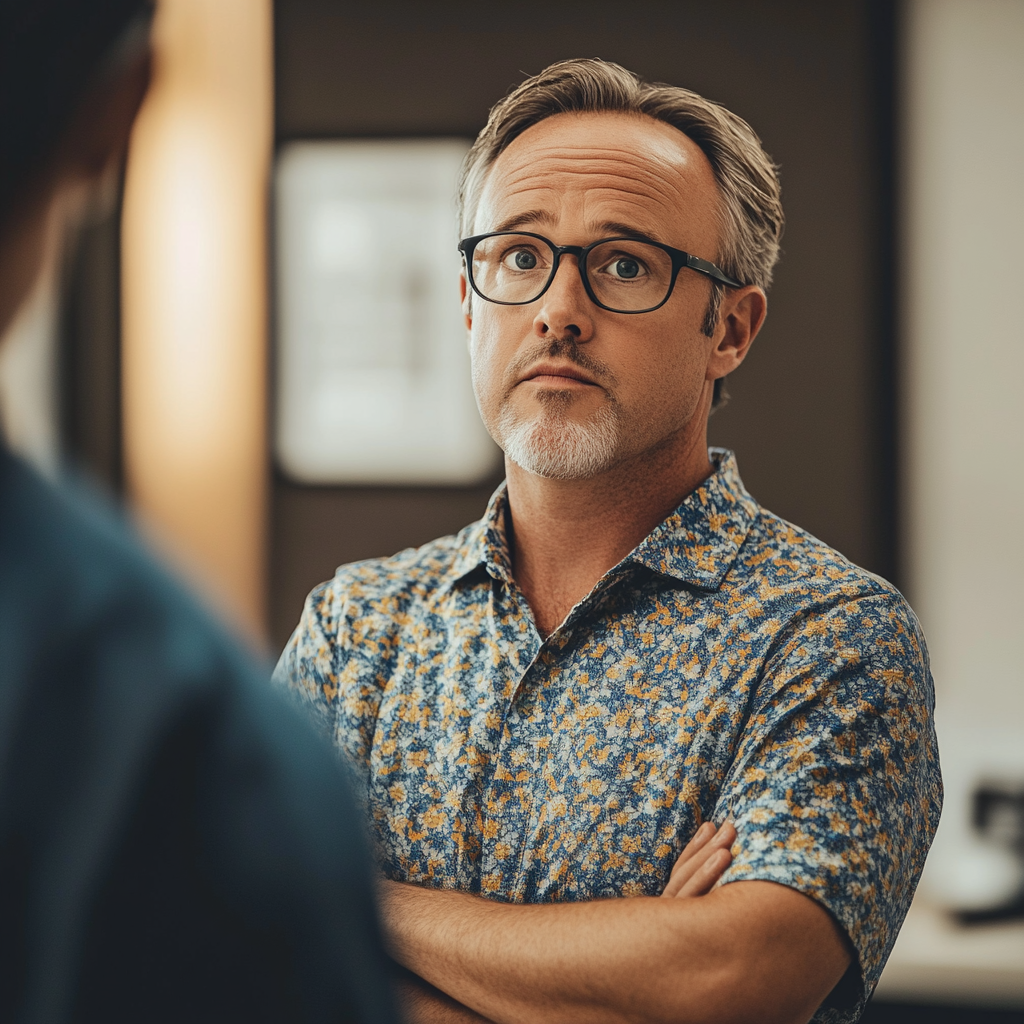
{"left": 458, "top": 231, "right": 742, "bottom": 315}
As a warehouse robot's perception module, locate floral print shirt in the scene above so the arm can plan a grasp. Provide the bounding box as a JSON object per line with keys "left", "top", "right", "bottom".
{"left": 275, "top": 449, "right": 941, "bottom": 1023}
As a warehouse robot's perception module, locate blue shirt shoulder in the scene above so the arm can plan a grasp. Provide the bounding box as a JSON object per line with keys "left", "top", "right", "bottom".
{"left": 0, "top": 447, "right": 397, "bottom": 1024}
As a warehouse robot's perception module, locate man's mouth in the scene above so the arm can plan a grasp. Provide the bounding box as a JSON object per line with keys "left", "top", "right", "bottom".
{"left": 519, "top": 362, "right": 599, "bottom": 387}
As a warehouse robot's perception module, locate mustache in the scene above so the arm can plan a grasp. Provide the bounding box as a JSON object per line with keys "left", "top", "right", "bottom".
{"left": 503, "top": 335, "right": 618, "bottom": 397}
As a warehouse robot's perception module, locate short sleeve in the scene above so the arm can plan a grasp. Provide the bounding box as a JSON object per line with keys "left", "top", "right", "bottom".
{"left": 273, "top": 579, "right": 346, "bottom": 740}
{"left": 273, "top": 574, "right": 390, "bottom": 775}
{"left": 711, "top": 589, "right": 942, "bottom": 1020}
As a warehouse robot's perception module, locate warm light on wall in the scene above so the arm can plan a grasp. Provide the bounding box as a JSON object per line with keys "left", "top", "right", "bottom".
{"left": 122, "top": 0, "right": 272, "bottom": 639}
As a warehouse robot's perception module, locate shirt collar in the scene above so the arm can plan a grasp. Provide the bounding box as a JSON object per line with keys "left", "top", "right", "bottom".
{"left": 449, "top": 482, "right": 515, "bottom": 586}
{"left": 626, "top": 448, "right": 759, "bottom": 589}
{"left": 447, "top": 448, "right": 758, "bottom": 592}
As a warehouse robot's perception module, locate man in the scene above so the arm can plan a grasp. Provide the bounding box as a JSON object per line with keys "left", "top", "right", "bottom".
{"left": 278, "top": 59, "right": 941, "bottom": 1024}
{"left": 0, "top": 3, "right": 397, "bottom": 1020}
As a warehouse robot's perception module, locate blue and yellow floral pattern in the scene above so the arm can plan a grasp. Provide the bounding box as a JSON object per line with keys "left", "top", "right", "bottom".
{"left": 275, "top": 449, "right": 941, "bottom": 1022}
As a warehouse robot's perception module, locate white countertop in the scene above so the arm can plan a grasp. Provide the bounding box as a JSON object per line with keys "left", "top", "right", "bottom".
{"left": 874, "top": 898, "right": 1024, "bottom": 1007}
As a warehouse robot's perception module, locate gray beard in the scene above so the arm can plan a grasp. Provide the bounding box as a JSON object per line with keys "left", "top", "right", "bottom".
{"left": 496, "top": 400, "right": 621, "bottom": 480}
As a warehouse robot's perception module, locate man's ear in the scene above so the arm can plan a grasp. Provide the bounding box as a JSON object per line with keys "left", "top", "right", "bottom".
{"left": 706, "top": 284, "right": 766, "bottom": 382}
{"left": 460, "top": 271, "right": 472, "bottom": 332}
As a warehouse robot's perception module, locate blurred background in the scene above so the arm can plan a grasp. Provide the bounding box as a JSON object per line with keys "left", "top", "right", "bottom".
{"left": 0, "top": 0, "right": 1021, "bottom": 1019}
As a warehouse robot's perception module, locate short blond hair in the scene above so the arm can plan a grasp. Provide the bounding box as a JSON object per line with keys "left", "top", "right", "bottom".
{"left": 459, "top": 59, "right": 783, "bottom": 407}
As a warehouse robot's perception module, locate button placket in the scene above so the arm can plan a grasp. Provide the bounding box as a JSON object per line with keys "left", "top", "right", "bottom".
{"left": 476, "top": 571, "right": 636, "bottom": 900}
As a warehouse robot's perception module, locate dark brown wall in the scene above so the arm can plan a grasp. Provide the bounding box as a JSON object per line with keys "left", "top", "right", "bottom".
{"left": 271, "top": 0, "right": 895, "bottom": 649}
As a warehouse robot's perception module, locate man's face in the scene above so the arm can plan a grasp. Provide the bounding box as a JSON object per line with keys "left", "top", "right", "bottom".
{"left": 466, "top": 110, "right": 726, "bottom": 480}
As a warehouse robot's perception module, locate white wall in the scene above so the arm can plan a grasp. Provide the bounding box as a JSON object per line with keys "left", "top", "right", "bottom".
{"left": 904, "top": 0, "right": 1024, "bottom": 905}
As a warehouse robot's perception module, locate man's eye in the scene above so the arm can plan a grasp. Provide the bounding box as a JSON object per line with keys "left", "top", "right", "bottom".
{"left": 606, "top": 257, "right": 645, "bottom": 279}
{"left": 503, "top": 249, "right": 539, "bottom": 271}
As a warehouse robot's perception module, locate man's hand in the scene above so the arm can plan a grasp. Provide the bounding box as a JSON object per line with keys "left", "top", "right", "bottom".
{"left": 381, "top": 838, "right": 850, "bottom": 1024}
{"left": 394, "top": 822, "right": 735, "bottom": 1023}
{"left": 661, "top": 820, "right": 737, "bottom": 898}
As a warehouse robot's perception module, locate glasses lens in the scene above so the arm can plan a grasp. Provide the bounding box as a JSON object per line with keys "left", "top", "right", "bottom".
{"left": 585, "top": 240, "right": 673, "bottom": 312}
{"left": 469, "top": 234, "right": 554, "bottom": 304}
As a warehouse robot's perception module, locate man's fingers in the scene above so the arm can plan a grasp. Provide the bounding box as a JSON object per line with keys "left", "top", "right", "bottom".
{"left": 669, "top": 821, "right": 714, "bottom": 872}
{"left": 661, "top": 821, "right": 736, "bottom": 898}
{"left": 669, "top": 820, "right": 734, "bottom": 879}
{"left": 674, "top": 846, "right": 732, "bottom": 898}
{"left": 661, "top": 833, "right": 733, "bottom": 899}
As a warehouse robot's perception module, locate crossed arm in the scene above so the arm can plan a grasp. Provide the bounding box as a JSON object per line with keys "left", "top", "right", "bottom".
{"left": 381, "top": 822, "right": 853, "bottom": 1024}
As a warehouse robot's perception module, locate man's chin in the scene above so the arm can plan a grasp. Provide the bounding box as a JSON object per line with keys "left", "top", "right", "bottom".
{"left": 497, "top": 408, "right": 621, "bottom": 481}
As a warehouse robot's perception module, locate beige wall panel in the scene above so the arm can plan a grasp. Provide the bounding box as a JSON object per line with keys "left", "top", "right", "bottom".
{"left": 122, "top": 0, "right": 272, "bottom": 639}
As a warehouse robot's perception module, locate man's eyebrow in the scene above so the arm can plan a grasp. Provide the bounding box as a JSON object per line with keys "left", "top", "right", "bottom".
{"left": 492, "top": 210, "right": 554, "bottom": 233}
{"left": 595, "top": 222, "right": 664, "bottom": 245}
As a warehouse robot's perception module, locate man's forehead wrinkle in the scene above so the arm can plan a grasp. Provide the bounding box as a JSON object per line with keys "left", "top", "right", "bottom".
{"left": 500, "top": 152, "right": 694, "bottom": 193}
{"left": 497, "top": 163, "right": 691, "bottom": 215}
{"left": 492, "top": 177, "right": 690, "bottom": 234}
{"left": 485, "top": 195, "right": 680, "bottom": 245}
{"left": 500, "top": 177, "right": 680, "bottom": 205}
{"left": 582, "top": 182, "right": 686, "bottom": 213}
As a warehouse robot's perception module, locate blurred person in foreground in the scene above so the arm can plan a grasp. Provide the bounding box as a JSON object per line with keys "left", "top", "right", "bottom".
{"left": 0, "top": 3, "right": 398, "bottom": 1021}
{"left": 277, "top": 59, "right": 942, "bottom": 1024}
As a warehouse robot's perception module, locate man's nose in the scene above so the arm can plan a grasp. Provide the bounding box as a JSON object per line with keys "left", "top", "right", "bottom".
{"left": 532, "top": 254, "right": 596, "bottom": 342}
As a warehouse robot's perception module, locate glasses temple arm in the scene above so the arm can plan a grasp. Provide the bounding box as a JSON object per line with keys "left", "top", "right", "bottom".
{"left": 685, "top": 254, "right": 743, "bottom": 289}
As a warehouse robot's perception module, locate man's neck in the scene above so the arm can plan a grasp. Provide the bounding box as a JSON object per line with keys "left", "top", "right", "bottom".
{"left": 505, "top": 426, "right": 714, "bottom": 638}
